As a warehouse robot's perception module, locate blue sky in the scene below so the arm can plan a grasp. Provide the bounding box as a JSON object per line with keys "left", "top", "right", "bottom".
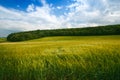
{"left": 0, "top": 0, "right": 120, "bottom": 37}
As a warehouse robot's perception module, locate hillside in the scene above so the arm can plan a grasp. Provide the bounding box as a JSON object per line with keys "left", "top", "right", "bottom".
{"left": 7, "top": 24, "right": 120, "bottom": 42}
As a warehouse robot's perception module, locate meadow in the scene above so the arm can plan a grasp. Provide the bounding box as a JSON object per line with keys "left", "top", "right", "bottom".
{"left": 0, "top": 35, "right": 120, "bottom": 80}
{"left": 0, "top": 38, "right": 6, "bottom": 43}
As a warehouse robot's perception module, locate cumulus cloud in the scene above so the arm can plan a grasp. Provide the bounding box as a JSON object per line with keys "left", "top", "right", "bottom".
{"left": 0, "top": 1, "right": 58, "bottom": 35}
{"left": 57, "top": 6, "right": 63, "bottom": 9}
{"left": 27, "top": 4, "right": 35, "bottom": 12}
{"left": 65, "top": 0, "right": 120, "bottom": 26}
{"left": 0, "top": 0, "right": 120, "bottom": 37}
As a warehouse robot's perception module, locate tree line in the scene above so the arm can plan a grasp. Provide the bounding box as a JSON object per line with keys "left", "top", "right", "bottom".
{"left": 7, "top": 24, "right": 120, "bottom": 42}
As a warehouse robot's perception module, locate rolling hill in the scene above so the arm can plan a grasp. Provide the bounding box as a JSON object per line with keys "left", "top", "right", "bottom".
{"left": 7, "top": 24, "right": 120, "bottom": 42}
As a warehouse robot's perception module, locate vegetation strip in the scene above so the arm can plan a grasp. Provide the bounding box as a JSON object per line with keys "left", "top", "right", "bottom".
{"left": 7, "top": 24, "right": 120, "bottom": 41}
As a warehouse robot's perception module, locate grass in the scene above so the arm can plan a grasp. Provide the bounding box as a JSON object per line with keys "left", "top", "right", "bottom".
{"left": 0, "top": 38, "right": 6, "bottom": 43}
{"left": 0, "top": 35, "right": 120, "bottom": 80}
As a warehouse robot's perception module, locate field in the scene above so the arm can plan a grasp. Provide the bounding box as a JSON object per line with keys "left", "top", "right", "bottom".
{"left": 0, "top": 35, "right": 120, "bottom": 80}
{"left": 0, "top": 38, "right": 6, "bottom": 43}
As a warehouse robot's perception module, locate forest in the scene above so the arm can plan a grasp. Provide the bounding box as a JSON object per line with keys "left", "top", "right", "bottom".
{"left": 7, "top": 24, "right": 120, "bottom": 41}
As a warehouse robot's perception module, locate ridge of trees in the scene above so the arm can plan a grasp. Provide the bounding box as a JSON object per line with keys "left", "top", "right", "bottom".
{"left": 7, "top": 24, "right": 120, "bottom": 42}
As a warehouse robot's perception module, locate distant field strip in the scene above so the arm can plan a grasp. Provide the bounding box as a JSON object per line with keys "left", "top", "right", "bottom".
{"left": 0, "top": 35, "right": 120, "bottom": 80}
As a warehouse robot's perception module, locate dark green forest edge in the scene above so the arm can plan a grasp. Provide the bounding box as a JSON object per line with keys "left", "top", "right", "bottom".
{"left": 7, "top": 24, "right": 120, "bottom": 42}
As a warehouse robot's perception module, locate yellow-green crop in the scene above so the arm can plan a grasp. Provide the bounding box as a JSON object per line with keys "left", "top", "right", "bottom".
{"left": 0, "top": 35, "right": 120, "bottom": 80}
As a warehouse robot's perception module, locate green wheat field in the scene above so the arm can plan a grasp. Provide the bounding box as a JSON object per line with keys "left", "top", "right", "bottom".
{"left": 0, "top": 35, "right": 120, "bottom": 80}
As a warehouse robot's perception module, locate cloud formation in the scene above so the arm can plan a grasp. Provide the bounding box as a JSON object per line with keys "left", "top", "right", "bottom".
{"left": 0, "top": 0, "right": 120, "bottom": 37}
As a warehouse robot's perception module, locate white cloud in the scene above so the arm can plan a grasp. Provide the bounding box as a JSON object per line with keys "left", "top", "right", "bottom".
{"left": 65, "top": 0, "right": 120, "bottom": 25}
{"left": 0, "top": 0, "right": 120, "bottom": 37}
{"left": 27, "top": 4, "right": 35, "bottom": 12}
{"left": 57, "top": 6, "right": 63, "bottom": 9}
{"left": 0, "top": 2, "right": 61, "bottom": 35}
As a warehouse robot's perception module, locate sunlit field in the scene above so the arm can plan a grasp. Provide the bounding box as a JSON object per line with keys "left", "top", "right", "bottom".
{"left": 0, "top": 35, "right": 120, "bottom": 80}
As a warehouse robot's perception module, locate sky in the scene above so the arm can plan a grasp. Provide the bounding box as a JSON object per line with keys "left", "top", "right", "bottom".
{"left": 0, "top": 0, "right": 120, "bottom": 37}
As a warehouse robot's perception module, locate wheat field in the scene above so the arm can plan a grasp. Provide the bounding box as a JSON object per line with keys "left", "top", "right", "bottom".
{"left": 0, "top": 35, "right": 120, "bottom": 80}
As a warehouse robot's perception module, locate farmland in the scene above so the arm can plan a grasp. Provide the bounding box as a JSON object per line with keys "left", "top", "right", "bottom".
{"left": 0, "top": 35, "right": 120, "bottom": 80}
{"left": 0, "top": 38, "right": 6, "bottom": 43}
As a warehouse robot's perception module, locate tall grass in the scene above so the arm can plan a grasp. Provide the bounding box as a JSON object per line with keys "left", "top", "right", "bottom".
{"left": 0, "top": 38, "right": 6, "bottom": 43}
{"left": 0, "top": 36, "right": 120, "bottom": 80}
